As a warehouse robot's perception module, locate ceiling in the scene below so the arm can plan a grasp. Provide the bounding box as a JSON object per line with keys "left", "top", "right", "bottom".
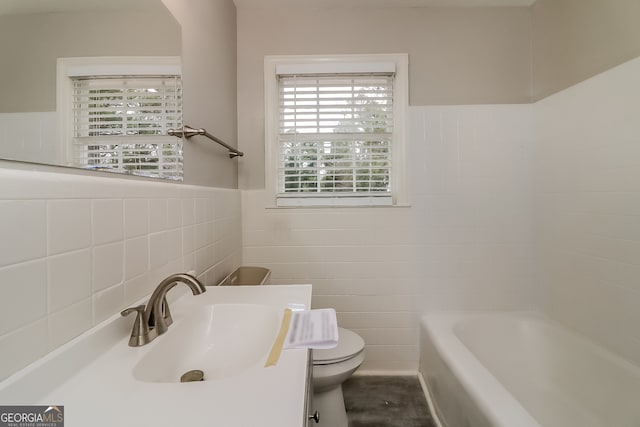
{"left": 234, "top": 0, "right": 536, "bottom": 7}
{"left": 0, "top": 0, "right": 159, "bottom": 16}
{"left": 0, "top": 0, "right": 537, "bottom": 15}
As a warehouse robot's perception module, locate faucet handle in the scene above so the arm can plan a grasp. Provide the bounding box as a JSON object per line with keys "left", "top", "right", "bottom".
{"left": 121, "top": 305, "right": 145, "bottom": 317}
{"left": 121, "top": 305, "right": 157, "bottom": 347}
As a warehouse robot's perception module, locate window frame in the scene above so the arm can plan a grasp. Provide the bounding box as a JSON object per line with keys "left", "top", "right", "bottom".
{"left": 57, "top": 56, "right": 182, "bottom": 178}
{"left": 264, "top": 54, "right": 409, "bottom": 208}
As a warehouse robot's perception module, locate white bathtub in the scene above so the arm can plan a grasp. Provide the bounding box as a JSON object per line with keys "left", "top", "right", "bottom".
{"left": 419, "top": 312, "right": 640, "bottom": 427}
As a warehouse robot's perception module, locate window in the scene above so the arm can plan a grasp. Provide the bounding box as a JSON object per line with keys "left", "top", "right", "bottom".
{"left": 57, "top": 57, "right": 183, "bottom": 180}
{"left": 265, "top": 54, "right": 408, "bottom": 207}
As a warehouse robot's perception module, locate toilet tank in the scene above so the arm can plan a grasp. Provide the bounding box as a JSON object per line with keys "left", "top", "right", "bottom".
{"left": 217, "top": 266, "right": 271, "bottom": 286}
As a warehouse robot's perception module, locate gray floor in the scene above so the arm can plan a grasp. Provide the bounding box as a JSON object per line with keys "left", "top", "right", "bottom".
{"left": 343, "top": 376, "right": 437, "bottom": 427}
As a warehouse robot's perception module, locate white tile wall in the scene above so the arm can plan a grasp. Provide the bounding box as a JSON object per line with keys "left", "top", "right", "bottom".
{"left": 0, "top": 260, "right": 47, "bottom": 336}
{"left": 0, "top": 200, "right": 46, "bottom": 267}
{"left": 241, "top": 104, "right": 534, "bottom": 372}
{"left": 124, "top": 237, "right": 149, "bottom": 280}
{"left": 92, "top": 199, "right": 124, "bottom": 245}
{"left": 412, "top": 105, "right": 534, "bottom": 312}
{"left": 0, "top": 167, "right": 241, "bottom": 380}
{"left": 92, "top": 242, "right": 125, "bottom": 292}
{"left": 5, "top": 58, "right": 636, "bottom": 377}
{"left": 48, "top": 249, "right": 92, "bottom": 312}
{"left": 48, "top": 200, "right": 92, "bottom": 255}
{"left": 534, "top": 56, "right": 640, "bottom": 366}
{"left": 124, "top": 199, "right": 149, "bottom": 238}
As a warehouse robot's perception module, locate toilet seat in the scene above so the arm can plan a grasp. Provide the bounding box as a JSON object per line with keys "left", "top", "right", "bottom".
{"left": 313, "top": 327, "right": 365, "bottom": 365}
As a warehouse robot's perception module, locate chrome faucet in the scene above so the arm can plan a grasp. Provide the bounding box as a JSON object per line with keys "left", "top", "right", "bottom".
{"left": 121, "top": 273, "right": 207, "bottom": 347}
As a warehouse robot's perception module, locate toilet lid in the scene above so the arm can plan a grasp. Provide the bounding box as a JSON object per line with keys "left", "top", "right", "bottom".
{"left": 313, "top": 328, "right": 365, "bottom": 365}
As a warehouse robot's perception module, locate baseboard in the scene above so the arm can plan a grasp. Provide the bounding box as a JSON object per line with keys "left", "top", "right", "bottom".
{"left": 417, "top": 372, "right": 445, "bottom": 427}
{"left": 353, "top": 370, "right": 418, "bottom": 376}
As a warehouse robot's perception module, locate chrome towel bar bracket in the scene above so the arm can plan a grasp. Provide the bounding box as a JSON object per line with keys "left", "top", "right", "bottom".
{"left": 168, "top": 125, "right": 244, "bottom": 158}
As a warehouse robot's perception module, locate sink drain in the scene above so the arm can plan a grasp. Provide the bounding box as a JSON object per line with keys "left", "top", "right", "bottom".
{"left": 180, "top": 369, "right": 204, "bottom": 382}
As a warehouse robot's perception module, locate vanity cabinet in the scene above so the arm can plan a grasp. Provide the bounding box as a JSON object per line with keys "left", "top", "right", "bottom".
{"left": 304, "top": 350, "right": 319, "bottom": 426}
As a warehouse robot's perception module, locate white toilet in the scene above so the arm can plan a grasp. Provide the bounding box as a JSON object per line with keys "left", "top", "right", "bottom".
{"left": 312, "top": 327, "right": 365, "bottom": 427}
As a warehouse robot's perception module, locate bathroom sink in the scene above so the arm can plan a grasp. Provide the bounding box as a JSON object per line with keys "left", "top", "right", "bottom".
{"left": 0, "top": 285, "right": 312, "bottom": 427}
{"left": 133, "top": 304, "right": 282, "bottom": 383}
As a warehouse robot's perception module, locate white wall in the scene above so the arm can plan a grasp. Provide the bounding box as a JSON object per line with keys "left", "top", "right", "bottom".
{"left": 0, "top": 0, "right": 241, "bottom": 382}
{"left": 0, "top": 113, "right": 59, "bottom": 165}
{"left": 163, "top": 0, "right": 239, "bottom": 188}
{"left": 242, "top": 191, "right": 419, "bottom": 372}
{"left": 237, "top": 5, "right": 532, "bottom": 191}
{"left": 244, "top": 54, "right": 640, "bottom": 373}
{"left": 533, "top": 56, "right": 640, "bottom": 366}
{"left": 532, "top": 0, "right": 640, "bottom": 101}
{"left": 0, "top": 166, "right": 241, "bottom": 381}
{"left": 413, "top": 105, "right": 534, "bottom": 312}
{"left": 0, "top": 6, "right": 180, "bottom": 113}
{"left": 242, "top": 104, "right": 534, "bottom": 372}
{"left": 237, "top": 4, "right": 535, "bottom": 372}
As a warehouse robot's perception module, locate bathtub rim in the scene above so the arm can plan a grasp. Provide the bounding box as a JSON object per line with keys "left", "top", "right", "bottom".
{"left": 422, "top": 309, "right": 640, "bottom": 427}
{"left": 421, "top": 310, "right": 542, "bottom": 427}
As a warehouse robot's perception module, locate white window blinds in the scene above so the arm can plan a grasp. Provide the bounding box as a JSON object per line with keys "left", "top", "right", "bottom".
{"left": 278, "top": 74, "right": 393, "bottom": 197}
{"left": 72, "top": 75, "right": 182, "bottom": 180}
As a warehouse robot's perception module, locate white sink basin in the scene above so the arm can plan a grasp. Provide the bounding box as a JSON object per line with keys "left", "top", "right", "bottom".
{"left": 133, "top": 304, "right": 282, "bottom": 383}
{"left": 0, "top": 285, "right": 312, "bottom": 427}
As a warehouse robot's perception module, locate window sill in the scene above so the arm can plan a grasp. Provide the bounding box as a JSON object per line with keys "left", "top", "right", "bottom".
{"left": 275, "top": 195, "right": 393, "bottom": 208}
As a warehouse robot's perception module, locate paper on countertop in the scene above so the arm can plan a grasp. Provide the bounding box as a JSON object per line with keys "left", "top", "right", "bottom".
{"left": 283, "top": 308, "right": 338, "bottom": 349}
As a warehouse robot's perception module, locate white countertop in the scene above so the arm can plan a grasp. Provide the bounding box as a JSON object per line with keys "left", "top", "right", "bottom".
{"left": 0, "top": 285, "right": 313, "bottom": 427}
